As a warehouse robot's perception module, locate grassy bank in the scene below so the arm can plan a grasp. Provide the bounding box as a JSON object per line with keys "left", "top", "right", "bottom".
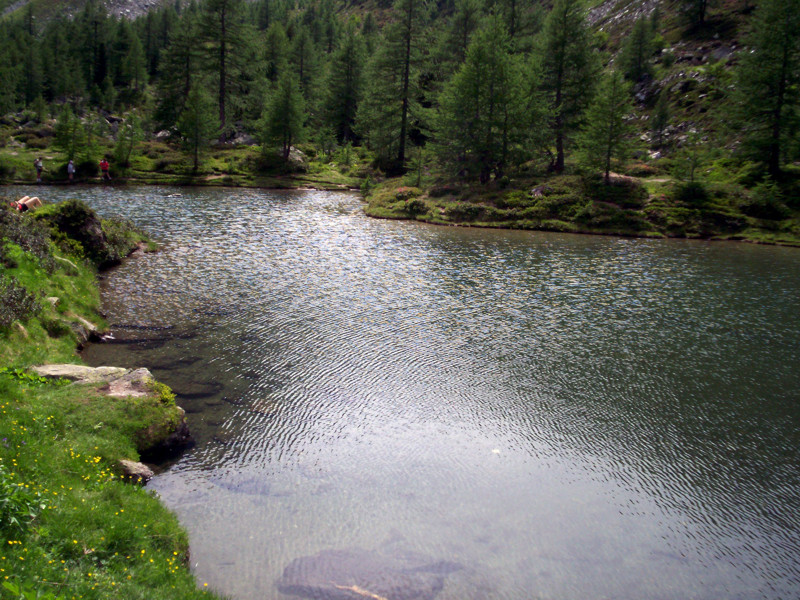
{"left": 0, "top": 201, "right": 220, "bottom": 600}
{"left": 364, "top": 171, "right": 800, "bottom": 247}
{"left": 0, "top": 120, "right": 368, "bottom": 191}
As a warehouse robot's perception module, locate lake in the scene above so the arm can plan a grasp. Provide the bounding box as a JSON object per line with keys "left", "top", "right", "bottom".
{"left": 13, "top": 185, "right": 800, "bottom": 600}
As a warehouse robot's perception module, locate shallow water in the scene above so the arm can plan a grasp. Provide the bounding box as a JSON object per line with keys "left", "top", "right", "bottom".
{"left": 14, "top": 185, "right": 800, "bottom": 599}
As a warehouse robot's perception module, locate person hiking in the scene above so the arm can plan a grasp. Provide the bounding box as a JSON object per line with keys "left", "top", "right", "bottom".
{"left": 67, "top": 159, "right": 75, "bottom": 182}
{"left": 33, "top": 157, "right": 43, "bottom": 183}
{"left": 99, "top": 158, "right": 111, "bottom": 180}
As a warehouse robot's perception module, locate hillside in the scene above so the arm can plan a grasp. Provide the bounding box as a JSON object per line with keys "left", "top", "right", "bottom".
{"left": 1, "top": 0, "right": 166, "bottom": 19}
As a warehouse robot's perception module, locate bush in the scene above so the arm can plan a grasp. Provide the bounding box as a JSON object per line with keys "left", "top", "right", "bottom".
{"left": 36, "top": 199, "right": 120, "bottom": 269}
{"left": 0, "top": 274, "right": 40, "bottom": 327}
{"left": 0, "top": 206, "right": 55, "bottom": 271}
{"left": 584, "top": 175, "right": 648, "bottom": 208}
{"left": 740, "top": 180, "right": 792, "bottom": 220}
{"left": 673, "top": 181, "right": 709, "bottom": 205}
{"left": 102, "top": 216, "right": 145, "bottom": 258}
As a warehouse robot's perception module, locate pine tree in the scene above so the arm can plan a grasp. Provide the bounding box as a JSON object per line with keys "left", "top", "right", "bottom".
{"left": 651, "top": 89, "right": 670, "bottom": 149}
{"left": 356, "top": 0, "right": 429, "bottom": 172}
{"left": 576, "top": 70, "right": 636, "bottom": 183}
{"left": 260, "top": 72, "right": 305, "bottom": 161}
{"left": 619, "top": 16, "right": 654, "bottom": 82}
{"left": 535, "top": 0, "right": 599, "bottom": 172}
{"left": 325, "top": 26, "right": 365, "bottom": 144}
{"left": 198, "top": 0, "right": 255, "bottom": 138}
{"left": 731, "top": 0, "right": 800, "bottom": 177}
{"left": 435, "top": 17, "right": 534, "bottom": 182}
{"left": 177, "top": 85, "right": 220, "bottom": 172}
{"left": 155, "top": 14, "right": 201, "bottom": 128}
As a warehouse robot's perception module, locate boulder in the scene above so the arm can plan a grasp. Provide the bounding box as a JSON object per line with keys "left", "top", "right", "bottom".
{"left": 106, "top": 368, "right": 154, "bottom": 397}
{"left": 119, "top": 459, "right": 155, "bottom": 484}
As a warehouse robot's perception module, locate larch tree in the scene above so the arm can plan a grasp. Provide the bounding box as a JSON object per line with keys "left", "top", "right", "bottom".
{"left": 198, "top": 0, "right": 255, "bottom": 139}
{"left": 534, "top": 0, "right": 598, "bottom": 173}
{"left": 356, "top": 0, "right": 429, "bottom": 173}
{"left": 731, "top": 0, "right": 800, "bottom": 178}
{"left": 177, "top": 85, "right": 220, "bottom": 172}
{"left": 325, "top": 26, "right": 365, "bottom": 144}
{"left": 435, "top": 17, "right": 534, "bottom": 182}
{"left": 576, "top": 69, "right": 636, "bottom": 183}
{"left": 260, "top": 72, "right": 305, "bottom": 161}
{"left": 155, "top": 14, "right": 201, "bottom": 128}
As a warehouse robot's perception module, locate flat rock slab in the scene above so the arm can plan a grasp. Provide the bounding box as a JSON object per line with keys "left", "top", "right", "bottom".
{"left": 31, "top": 364, "right": 129, "bottom": 383}
{"left": 30, "top": 364, "right": 154, "bottom": 398}
{"left": 277, "top": 548, "right": 460, "bottom": 600}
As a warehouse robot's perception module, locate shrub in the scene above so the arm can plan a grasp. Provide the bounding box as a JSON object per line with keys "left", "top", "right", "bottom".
{"left": 36, "top": 199, "right": 120, "bottom": 269}
{"left": 0, "top": 274, "right": 40, "bottom": 327}
{"left": 102, "top": 216, "right": 145, "bottom": 258}
{"left": 673, "top": 181, "right": 709, "bottom": 205}
{"left": 404, "top": 197, "right": 427, "bottom": 216}
{"left": 0, "top": 206, "right": 55, "bottom": 271}
{"left": 0, "top": 465, "right": 44, "bottom": 536}
{"left": 740, "top": 180, "right": 792, "bottom": 220}
{"left": 75, "top": 159, "right": 98, "bottom": 178}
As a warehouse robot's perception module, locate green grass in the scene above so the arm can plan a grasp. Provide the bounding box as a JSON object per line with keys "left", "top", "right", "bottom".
{"left": 0, "top": 207, "right": 222, "bottom": 600}
{"left": 364, "top": 171, "right": 800, "bottom": 246}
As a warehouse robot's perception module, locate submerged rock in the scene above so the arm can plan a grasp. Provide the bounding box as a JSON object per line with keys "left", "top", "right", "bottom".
{"left": 277, "top": 548, "right": 460, "bottom": 600}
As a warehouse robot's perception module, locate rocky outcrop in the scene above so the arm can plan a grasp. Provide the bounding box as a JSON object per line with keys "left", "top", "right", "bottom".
{"left": 106, "top": 368, "right": 155, "bottom": 397}
{"left": 30, "top": 364, "right": 194, "bottom": 459}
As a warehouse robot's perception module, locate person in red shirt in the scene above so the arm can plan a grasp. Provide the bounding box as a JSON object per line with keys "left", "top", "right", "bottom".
{"left": 99, "top": 158, "right": 111, "bottom": 180}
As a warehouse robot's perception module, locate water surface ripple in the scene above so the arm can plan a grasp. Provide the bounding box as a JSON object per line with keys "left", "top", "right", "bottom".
{"left": 20, "top": 185, "right": 799, "bottom": 600}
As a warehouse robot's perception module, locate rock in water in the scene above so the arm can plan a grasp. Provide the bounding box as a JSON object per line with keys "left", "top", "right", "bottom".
{"left": 276, "top": 548, "right": 459, "bottom": 600}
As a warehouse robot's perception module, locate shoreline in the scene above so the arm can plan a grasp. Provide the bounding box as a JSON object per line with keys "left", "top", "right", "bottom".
{"left": 0, "top": 200, "right": 221, "bottom": 599}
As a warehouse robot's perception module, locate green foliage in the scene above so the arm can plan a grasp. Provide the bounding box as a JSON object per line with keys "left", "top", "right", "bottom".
{"left": 535, "top": 0, "right": 600, "bottom": 172}
{"left": 741, "top": 178, "right": 792, "bottom": 219}
{"left": 52, "top": 105, "right": 86, "bottom": 161}
{"left": 0, "top": 274, "right": 40, "bottom": 328}
{"left": 356, "top": 0, "right": 429, "bottom": 172}
{"left": 651, "top": 90, "right": 670, "bottom": 148}
{"left": 0, "top": 465, "right": 44, "bottom": 536}
{"left": 260, "top": 72, "right": 305, "bottom": 161}
{"left": 0, "top": 367, "right": 69, "bottom": 387}
{"left": 576, "top": 70, "right": 637, "bottom": 182}
{"left": 177, "top": 85, "right": 220, "bottom": 172}
{"left": 113, "top": 112, "right": 144, "bottom": 169}
{"left": 0, "top": 206, "right": 55, "bottom": 272}
{"left": 101, "top": 216, "right": 147, "bottom": 258}
{"left": 673, "top": 180, "right": 710, "bottom": 205}
{"left": 147, "top": 379, "right": 177, "bottom": 406}
{"left": 619, "top": 16, "right": 655, "bottom": 82}
{"left": 435, "top": 16, "right": 541, "bottom": 183}
{"left": 2, "top": 578, "right": 65, "bottom": 600}
{"left": 730, "top": 0, "right": 800, "bottom": 177}
{"left": 325, "top": 25, "right": 365, "bottom": 144}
